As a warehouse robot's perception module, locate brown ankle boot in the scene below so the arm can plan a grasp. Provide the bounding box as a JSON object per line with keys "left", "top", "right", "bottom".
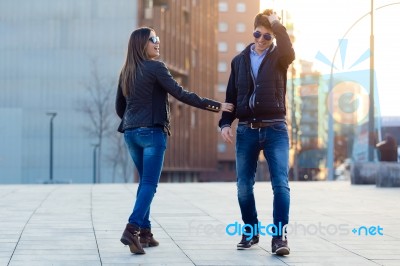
{"left": 140, "top": 228, "right": 159, "bottom": 247}
{"left": 120, "top": 223, "right": 145, "bottom": 254}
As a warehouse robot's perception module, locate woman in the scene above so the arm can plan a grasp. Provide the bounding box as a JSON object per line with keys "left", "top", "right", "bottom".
{"left": 115, "top": 27, "right": 234, "bottom": 254}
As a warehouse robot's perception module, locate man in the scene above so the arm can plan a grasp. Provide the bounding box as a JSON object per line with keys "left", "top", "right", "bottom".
{"left": 219, "top": 9, "right": 295, "bottom": 256}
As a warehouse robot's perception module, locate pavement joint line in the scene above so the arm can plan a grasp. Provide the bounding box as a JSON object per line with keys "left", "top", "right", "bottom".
{"left": 318, "top": 236, "right": 382, "bottom": 265}
{"left": 90, "top": 185, "right": 103, "bottom": 266}
{"left": 151, "top": 215, "right": 197, "bottom": 265}
{"left": 7, "top": 186, "right": 60, "bottom": 266}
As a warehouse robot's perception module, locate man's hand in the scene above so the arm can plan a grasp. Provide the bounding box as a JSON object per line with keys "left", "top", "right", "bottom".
{"left": 221, "top": 127, "right": 234, "bottom": 144}
{"left": 263, "top": 9, "right": 280, "bottom": 25}
{"left": 220, "top": 102, "right": 234, "bottom": 112}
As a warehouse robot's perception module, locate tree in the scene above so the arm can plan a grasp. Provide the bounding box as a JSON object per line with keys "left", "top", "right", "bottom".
{"left": 107, "top": 132, "right": 134, "bottom": 183}
{"left": 76, "top": 59, "right": 115, "bottom": 183}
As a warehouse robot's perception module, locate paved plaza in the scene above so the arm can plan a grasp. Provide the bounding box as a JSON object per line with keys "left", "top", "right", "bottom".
{"left": 0, "top": 181, "right": 399, "bottom": 266}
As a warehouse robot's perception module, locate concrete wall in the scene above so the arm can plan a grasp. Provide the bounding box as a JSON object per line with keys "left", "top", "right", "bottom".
{"left": 0, "top": 0, "right": 137, "bottom": 183}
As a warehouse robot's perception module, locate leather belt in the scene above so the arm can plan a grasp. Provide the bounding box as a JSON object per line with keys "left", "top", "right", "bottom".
{"left": 134, "top": 125, "right": 165, "bottom": 130}
{"left": 242, "top": 122, "right": 278, "bottom": 129}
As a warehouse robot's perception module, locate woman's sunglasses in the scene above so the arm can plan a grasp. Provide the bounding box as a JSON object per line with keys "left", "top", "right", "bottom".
{"left": 253, "top": 31, "right": 273, "bottom": 41}
{"left": 149, "top": 36, "right": 160, "bottom": 44}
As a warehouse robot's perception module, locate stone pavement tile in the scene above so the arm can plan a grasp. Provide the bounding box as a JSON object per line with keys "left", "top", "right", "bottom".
{"left": 258, "top": 239, "right": 346, "bottom": 253}
{"left": 19, "top": 232, "right": 94, "bottom": 241}
{"left": 177, "top": 243, "right": 240, "bottom": 251}
{"left": 95, "top": 229, "right": 125, "bottom": 240}
{"left": 192, "top": 261, "right": 283, "bottom": 266}
{"left": 0, "top": 243, "right": 16, "bottom": 252}
{"left": 99, "top": 238, "right": 183, "bottom": 256}
{"left": 0, "top": 257, "right": 9, "bottom": 265}
{"left": 0, "top": 251, "right": 11, "bottom": 257}
{"left": 100, "top": 254, "right": 193, "bottom": 265}
{"left": 0, "top": 229, "right": 22, "bottom": 236}
{"left": 101, "top": 262, "right": 194, "bottom": 266}
{"left": 20, "top": 228, "right": 94, "bottom": 234}
{"left": 24, "top": 222, "right": 94, "bottom": 230}
{"left": 9, "top": 261, "right": 101, "bottom": 266}
{"left": 12, "top": 249, "right": 99, "bottom": 256}
{"left": 183, "top": 248, "right": 266, "bottom": 259}
{"left": 0, "top": 238, "right": 18, "bottom": 243}
{"left": 328, "top": 238, "right": 400, "bottom": 257}
{"left": 372, "top": 260, "right": 400, "bottom": 265}
{"left": 286, "top": 264, "right": 352, "bottom": 266}
{"left": 192, "top": 255, "right": 287, "bottom": 266}
{"left": 9, "top": 254, "right": 99, "bottom": 261}
{"left": 15, "top": 240, "right": 98, "bottom": 250}
{"left": 361, "top": 254, "right": 400, "bottom": 259}
{"left": 345, "top": 243, "right": 400, "bottom": 251}
{"left": 279, "top": 255, "right": 380, "bottom": 265}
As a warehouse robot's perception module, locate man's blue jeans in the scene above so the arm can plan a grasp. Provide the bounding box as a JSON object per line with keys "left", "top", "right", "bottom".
{"left": 236, "top": 122, "right": 290, "bottom": 236}
{"left": 124, "top": 127, "right": 167, "bottom": 229}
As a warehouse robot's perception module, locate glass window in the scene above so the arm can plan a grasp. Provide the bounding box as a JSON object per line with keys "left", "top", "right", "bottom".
{"left": 236, "top": 43, "right": 246, "bottom": 52}
{"left": 236, "top": 3, "right": 246, "bottom": 12}
{"left": 218, "top": 143, "right": 227, "bottom": 153}
{"left": 236, "top": 23, "right": 246, "bottom": 32}
{"left": 219, "top": 2, "right": 228, "bottom": 12}
{"left": 218, "top": 22, "right": 228, "bottom": 32}
{"left": 218, "top": 42, "right": 228, "bottom": 52}
{"left": 218, "top": 84, "right": 226, "bottom": 92}
{"left": 218, "top": 62, "right": 227, "bottom": 72}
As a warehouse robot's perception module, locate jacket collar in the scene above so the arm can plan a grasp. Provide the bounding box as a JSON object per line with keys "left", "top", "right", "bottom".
{"left": 242, "top": 42, "right": 276, "bottom": 56}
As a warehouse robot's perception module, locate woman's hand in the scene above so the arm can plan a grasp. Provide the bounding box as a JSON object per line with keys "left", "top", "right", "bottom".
{"left": 220, "top": 102, "right": 234, "bottom": 112}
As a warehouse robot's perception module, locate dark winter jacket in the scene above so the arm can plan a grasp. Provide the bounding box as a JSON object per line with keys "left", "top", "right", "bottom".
{"left": 116, "top": 60, "right": 221, "bottom": 134}
{"left": 219, "top": 21, "right": 295, "bottom": 128}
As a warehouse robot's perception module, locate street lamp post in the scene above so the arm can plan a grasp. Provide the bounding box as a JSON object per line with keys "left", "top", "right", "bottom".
{"left": 92, "top": 144, "right": 100, "bottom": 184}
{"left": 368, "top": 0, "right": 375, "bottom": 162}
{"left": 46, "top": 112, "right": 57, "bottom": 183}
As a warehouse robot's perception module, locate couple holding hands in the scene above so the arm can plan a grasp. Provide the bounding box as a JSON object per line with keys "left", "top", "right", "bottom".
{"left": 115, "top": 9, "right": 294, "bottom": 256}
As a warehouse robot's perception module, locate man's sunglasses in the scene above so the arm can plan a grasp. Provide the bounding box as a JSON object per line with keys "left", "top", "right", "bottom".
{"left": 149, "top": 36, "right": 160, "bottom": 44}
{"left": 253, "top": 31, "right": 273, "bottom": 41}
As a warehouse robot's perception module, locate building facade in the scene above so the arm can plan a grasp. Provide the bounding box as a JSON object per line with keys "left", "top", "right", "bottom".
{"left": 294, "top": 60, "right": 326, "bottom": 181}
{"left": 0, "top": 0, "right": 137, "bottom": 183}
{"left": 138, "top": 0, "right": 220, "bottom": 182}
{"left": 213, "top": 0, "right": 260, "bottom": 181}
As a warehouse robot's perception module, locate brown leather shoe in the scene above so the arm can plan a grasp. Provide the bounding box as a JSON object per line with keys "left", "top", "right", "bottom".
{"left": 140, "top": 228, "right": 159, "bottom": 247}
{"left": 120, "top": 223, "right": 145, "bottom": 254}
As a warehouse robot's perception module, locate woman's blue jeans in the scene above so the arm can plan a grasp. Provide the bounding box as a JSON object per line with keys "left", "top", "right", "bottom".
{"left": 235, "top": 122, "right": 290, "bottom": 236}
{"left": 124, "top": 127, "right": 167, "bottom": 229}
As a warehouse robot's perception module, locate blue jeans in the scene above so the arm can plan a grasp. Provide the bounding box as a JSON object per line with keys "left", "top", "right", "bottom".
{"left": 236, "top": 122, "right": 290, "bottom": 236}
{"left": 124, "top": 127, "right": 167, "bottom": 228}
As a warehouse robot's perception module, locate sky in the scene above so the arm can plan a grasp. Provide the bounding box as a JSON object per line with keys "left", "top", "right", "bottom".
{"left": 260, "top": 0, "right": 400, "bottom": 117}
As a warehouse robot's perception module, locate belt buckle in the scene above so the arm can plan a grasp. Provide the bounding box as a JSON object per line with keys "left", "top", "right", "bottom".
{"left": 250, "top": 123, "right": 258, "bottom": 129}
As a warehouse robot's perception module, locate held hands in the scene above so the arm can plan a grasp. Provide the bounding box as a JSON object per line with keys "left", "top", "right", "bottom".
{"left": 219, "top": 102, "right": 234, "bottom": 144}
{"left": 220, "top": 102, "right": 234, "bottom": 113}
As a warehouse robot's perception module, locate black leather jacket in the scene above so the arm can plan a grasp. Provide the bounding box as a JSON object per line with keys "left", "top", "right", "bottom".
{"left": 219, "top": 21, "right": 295, "bottom": 128}
{"left": 116, "top": 60, "right": 221, "bottom": 134}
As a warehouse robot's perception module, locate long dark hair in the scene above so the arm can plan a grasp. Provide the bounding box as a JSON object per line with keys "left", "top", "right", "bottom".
{"left": 120, "top": 27, "right": 153, "bottom": 97}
